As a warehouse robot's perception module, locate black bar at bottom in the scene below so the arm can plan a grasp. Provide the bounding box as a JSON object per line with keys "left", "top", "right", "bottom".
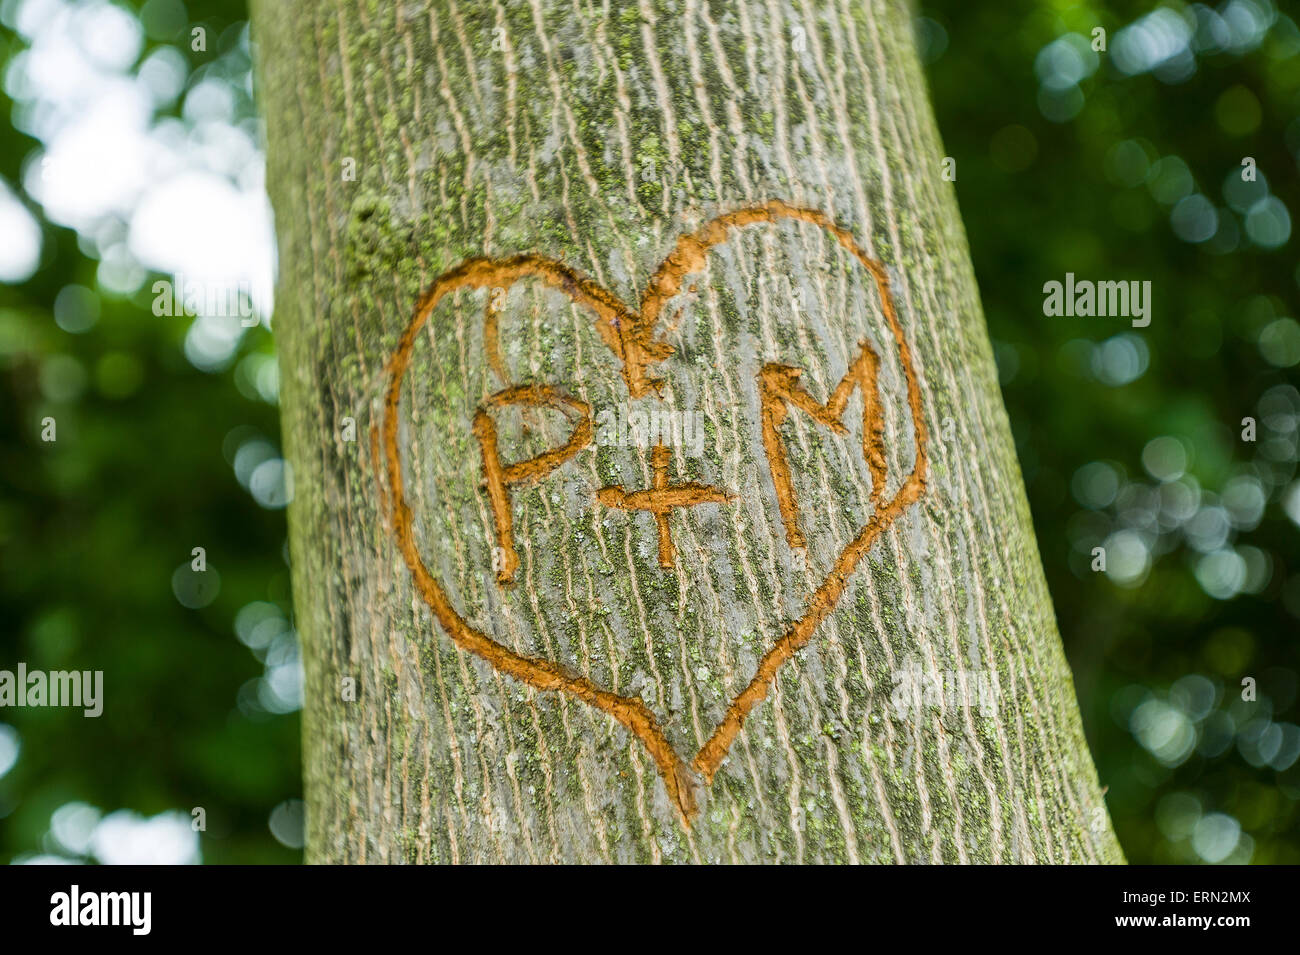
{"left": 0, "top": 862, "right": 1285, "bottom": 942}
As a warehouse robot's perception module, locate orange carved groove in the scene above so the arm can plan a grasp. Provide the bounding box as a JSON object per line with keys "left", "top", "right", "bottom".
{"left": 473, "top": 384, "right": 592, "bottom": 585}
{"left": 597, "top": 444, "right": 733, "bottom": 569}
{"left": 381, "top": 200, "right": 927, "bottom": 821}
{"left": 759, "top": 342, "right": 888, "bottom": 551}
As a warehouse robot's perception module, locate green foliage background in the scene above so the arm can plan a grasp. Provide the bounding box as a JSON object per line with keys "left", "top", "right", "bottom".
{"left": 0, "top": 0, "right": 298, "bottom": 863}
{"left": 1, "top": 0, "right": 1296, "bottom": 864}
{"left": 926, "top": 0, "right": 1300, "bottom": 863}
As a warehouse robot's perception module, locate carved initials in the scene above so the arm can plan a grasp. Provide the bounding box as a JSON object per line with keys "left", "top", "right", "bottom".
{"left": 758, "top": 340, "right": 888, "bottom": 550}
{"left": 383, "top": 200, "right": 928, "bottom": 821}
{"left": 473, "top": 384, "right": 592, "bottom": 585}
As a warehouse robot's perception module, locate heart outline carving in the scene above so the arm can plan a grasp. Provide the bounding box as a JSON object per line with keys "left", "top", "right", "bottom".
{"left": 381, "top": 200, "right": 928, "bottom": 822}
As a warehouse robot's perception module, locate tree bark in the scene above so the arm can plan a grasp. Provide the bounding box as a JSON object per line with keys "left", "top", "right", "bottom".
{"left": 252, "top": 0, "right": 1124, "bottom": 863}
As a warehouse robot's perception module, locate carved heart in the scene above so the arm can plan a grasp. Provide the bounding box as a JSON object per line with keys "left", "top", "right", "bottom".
{"left": 381, "top": 200, "right": 927, "bottom": 822}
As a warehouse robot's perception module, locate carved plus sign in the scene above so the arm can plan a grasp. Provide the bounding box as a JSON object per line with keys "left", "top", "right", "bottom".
{"left": 597, "top": 445, "right": 733, "bottom": 569}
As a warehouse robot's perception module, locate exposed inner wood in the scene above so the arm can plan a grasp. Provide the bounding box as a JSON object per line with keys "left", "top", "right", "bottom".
{"left": 382, "top": 202, "right": 926, "bottom": 821}
{"left": 596, "top": 444, "right": 734, "bottom": 569}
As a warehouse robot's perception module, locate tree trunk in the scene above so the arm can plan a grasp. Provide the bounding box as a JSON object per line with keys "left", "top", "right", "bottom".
{"left": 252, "top": 0, "right": 1124, "bottom": 864}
